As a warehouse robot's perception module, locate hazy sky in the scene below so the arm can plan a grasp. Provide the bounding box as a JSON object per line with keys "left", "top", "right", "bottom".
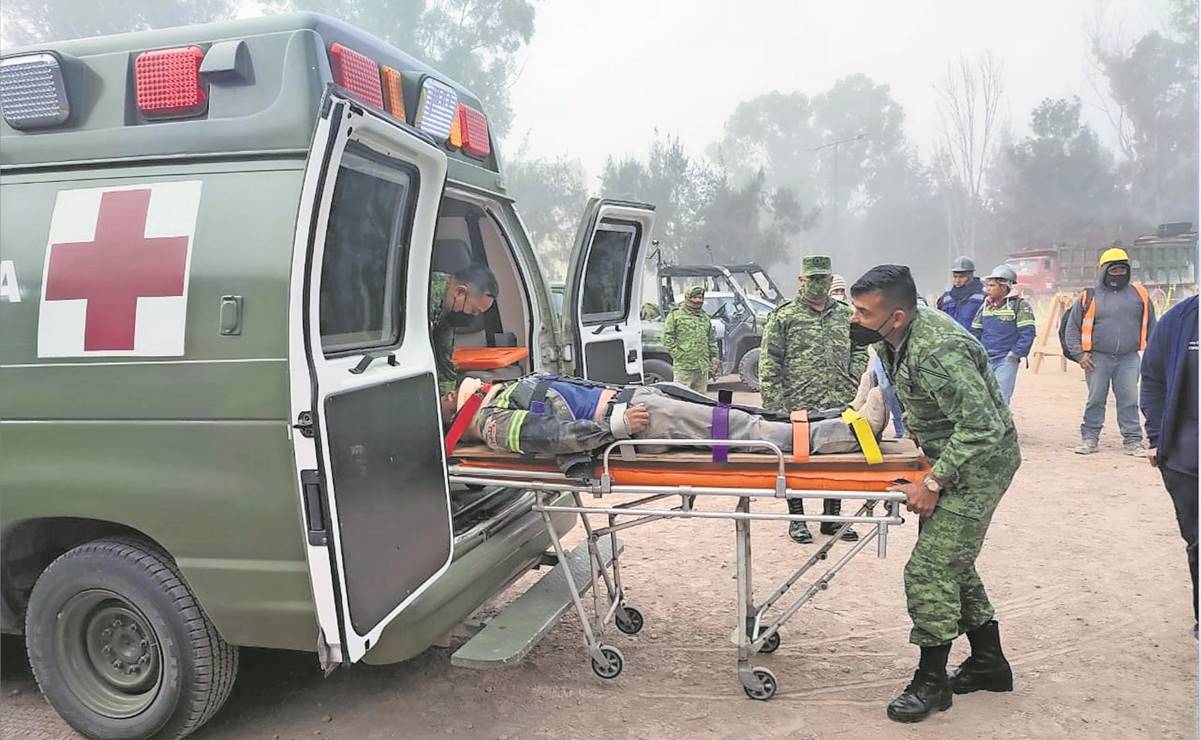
{"left": 502, "top": 0, "right": 1170, "bottom": 180}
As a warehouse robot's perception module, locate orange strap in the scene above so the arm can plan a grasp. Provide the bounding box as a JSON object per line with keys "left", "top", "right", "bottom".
{"left": 790, "top": 410, "right": 810, "bottom": 463}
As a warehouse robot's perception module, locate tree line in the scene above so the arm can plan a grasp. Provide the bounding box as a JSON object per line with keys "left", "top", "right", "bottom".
{"left": 4, "top": 0, "right": 1196, "bottom": 293}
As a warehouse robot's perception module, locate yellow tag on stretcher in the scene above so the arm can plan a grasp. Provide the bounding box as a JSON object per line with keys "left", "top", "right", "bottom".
{"left": 841, "top": 408, "right": 884, "bottom": 465}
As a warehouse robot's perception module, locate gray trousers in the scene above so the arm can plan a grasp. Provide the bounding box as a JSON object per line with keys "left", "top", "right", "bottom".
{"left": 627, "top": 386, "right": 858, "bottom": 454}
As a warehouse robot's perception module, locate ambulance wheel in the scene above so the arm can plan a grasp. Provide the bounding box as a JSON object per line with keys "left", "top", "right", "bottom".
{"left": 738, "top": 349, "right": 761, "bottom": 392}
{"left": 642, "top": 359, "right": 674, "bottom": 385}
{"left": 743, "top": 667, "right": 778, "bottom": 701}
{"left": 758, "top": 631, "right": 781, "bottom": 654}
{"left": 615, "top": 605, "right": 645, "bottom": 635}
{"left": 591, "top": 646, "right": 624, "bottom": 679}
{"left": 25, "top": 537, "right": 239, "bottom": 740}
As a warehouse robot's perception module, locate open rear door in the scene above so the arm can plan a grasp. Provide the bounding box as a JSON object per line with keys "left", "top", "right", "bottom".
{"left": 287, "top": 91, "right": 451, "bottom": 666}
{"left": 562, "top": 198, "right": 656, "bottom": 383}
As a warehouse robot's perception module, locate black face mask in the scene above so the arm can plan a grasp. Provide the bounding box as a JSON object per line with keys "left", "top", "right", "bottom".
{"left": 1104, "top": 270, "right": 1130, "bottom": 290}
{"left": 850, "top": 315, "right": 898, "bottom": 347}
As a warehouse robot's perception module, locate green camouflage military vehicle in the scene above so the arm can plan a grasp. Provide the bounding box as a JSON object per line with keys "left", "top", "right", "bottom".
{"left": 0, "top": 14, "right": 654, "bottom": 739}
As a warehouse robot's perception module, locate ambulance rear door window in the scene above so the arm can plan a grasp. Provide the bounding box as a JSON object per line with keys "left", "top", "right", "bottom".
{"left": 319, "top": 142, "right": 419, "bottom": 355}
{"left": 580, "top": 221, "right": 639, "bottom": 325}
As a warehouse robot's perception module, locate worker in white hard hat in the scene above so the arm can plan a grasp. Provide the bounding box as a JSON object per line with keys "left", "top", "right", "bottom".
{"left": 1063, "top": 246, "right": 1157, "bottom": 455}
{"left": 969, "top": 264, "right": 1036, "bottom": 404}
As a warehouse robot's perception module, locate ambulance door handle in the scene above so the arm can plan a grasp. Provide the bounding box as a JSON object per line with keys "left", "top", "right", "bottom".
{"left": 349, "top": 351, "right": 398, "bottom": 375}
{"left": 219, "top": 295, "right": 243, "bottom": 336}
{"left": 300, "top": 470, "right": 328, "bottom": 547}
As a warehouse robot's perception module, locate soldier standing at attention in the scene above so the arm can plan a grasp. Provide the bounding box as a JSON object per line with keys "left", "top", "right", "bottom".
{"left": 848, "top": 265, "right": 1020, "bottom": 723}
{"left": 429, "top": 264, "right": 500, "bottom": 394}
{"left": 760, "top": 255, "right": 869, "bottom": 544}
{"left": 662, "top": 285, "right": 717, "bottom": 393}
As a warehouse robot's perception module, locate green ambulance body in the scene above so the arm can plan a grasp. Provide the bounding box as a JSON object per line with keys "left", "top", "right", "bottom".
{"left": 0, "top": 13, "right": 653, "bottom": 739}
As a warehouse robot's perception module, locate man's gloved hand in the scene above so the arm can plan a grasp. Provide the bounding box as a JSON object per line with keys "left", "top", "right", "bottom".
{"left": 625, "top": 403, "right": 650, "bottom": 435}
{"left": 849, "top": 368, "right": 879, "bottom": 411}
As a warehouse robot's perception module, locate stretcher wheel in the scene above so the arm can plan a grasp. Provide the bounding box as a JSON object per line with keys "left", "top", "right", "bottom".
{"left": 591, "top": 645, "right": 624, "bottom": 680}
{"left": 758, "top": 631, "right": 781, "bottom": 654}
{"left": 743, "top": 667, "right": 777, "bottom": 701}
{"left": 616, "top": 605, "right": 644, "bottom": 635}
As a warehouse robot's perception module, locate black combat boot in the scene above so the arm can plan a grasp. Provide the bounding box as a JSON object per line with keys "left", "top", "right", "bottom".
{"left": 887, "top": 643, "right": 953, "bottom": 723}
{"left": 947, "top": 620, "right": 1014, "bottom": 694}
{"left": 787, "top": 498, "right": 812, "bottom": 544}
{"left": 819, "top": 499, "right": 859, "bottom": 541}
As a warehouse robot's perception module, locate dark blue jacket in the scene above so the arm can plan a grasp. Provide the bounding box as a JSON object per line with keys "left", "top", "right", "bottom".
{"left": 1140, "top": 296, "right": 1197, "bottom": 471}
{"left": 970, "top": 293, "right": 1038, "bottom": 360}
{"left": 937, "top": 278, "right": 985, "bottom": 332}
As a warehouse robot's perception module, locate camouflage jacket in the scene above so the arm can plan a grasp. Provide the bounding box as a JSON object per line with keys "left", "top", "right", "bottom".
{"left": 877, "top": 307, "right": 1021, "bottom": 517}
{"left": 429, "top": 271, "right": 458, "bottom": 395}
{"left": 474, "top": 375, "right": 613, "bottom": 456}
{"left": 662, "top": 305, "right": 717, "bottom": 370}
{"left": 758, "top": 297, "right": 869, "bottom": 412}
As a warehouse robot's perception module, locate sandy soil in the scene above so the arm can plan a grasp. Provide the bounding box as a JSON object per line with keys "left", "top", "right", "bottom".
{"left": 3, "top": 366, "right": 1197, "bottom": 740}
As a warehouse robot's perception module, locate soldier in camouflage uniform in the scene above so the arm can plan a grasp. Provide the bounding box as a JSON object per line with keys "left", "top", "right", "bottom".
{"left": 662, "top": 285, "right": 718, "bottom": 393}
{"left": 759, "top": 255, "right": 870, "bottom": 544}
{"left": 848, "top": 264, "right": 1020, "bottom": 723}
{"left": 428, "top": 264, "right": 500, "bottom": 394}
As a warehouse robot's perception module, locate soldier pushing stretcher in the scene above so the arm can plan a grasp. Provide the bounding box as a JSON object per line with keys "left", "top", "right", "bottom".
{"left": 441, "top": 373, "right": 890, "bottom": 459}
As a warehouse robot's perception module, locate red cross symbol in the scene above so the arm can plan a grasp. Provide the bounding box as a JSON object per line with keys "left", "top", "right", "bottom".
{"left": 44, "top": 189, "right": 189, "bottom": 351}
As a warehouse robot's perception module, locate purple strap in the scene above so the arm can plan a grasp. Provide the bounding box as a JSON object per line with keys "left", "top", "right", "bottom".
{"left": 711, "top": 389, "right": 733, "bottom": 463}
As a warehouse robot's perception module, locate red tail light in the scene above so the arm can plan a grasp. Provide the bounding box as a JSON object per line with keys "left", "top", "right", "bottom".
{"left": 135, "top": 47, "right": 207, "bottom": 118}
{"left": 329, "top": 43, "right": 383, "bottom": 108}
{"left": 458, "top": 104, "right": 490, "bottom": 158}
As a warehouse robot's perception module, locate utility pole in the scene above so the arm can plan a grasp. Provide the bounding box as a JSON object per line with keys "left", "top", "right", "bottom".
{"left": 810, "top": 132, "right": 868, "bottom": 254}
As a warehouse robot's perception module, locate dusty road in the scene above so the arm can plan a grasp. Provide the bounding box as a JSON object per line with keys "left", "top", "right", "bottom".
{"left": 3, "top": 366, "right": 1197, "bottom": 739}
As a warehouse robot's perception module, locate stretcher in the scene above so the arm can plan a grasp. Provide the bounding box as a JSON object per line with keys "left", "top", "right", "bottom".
{"left": 448, "top": 435, "right": 930, "bottom": 700}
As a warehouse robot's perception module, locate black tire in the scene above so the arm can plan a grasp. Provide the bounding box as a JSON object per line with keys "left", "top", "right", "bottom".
{"left": 25, "top": 537, "right": 238, "bottom": 740}
{"left": 642, "top": 358, "right": 674, "bottom": 385}
{"left": 738, "top": 348, "right": 761, "bottom": 392}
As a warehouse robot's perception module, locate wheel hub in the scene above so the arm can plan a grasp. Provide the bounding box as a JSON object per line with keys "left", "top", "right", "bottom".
{"left": 55, "top": 590, "right": 163, "bottom": 718}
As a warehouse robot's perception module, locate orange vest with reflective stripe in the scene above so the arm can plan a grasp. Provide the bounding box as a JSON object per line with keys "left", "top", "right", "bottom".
{"left": 1080, "top": 283, "right": 1150, "bottom": 352}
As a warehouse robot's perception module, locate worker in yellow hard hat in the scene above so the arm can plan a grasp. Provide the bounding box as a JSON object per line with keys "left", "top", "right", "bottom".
{"left": 1062, "top": 243, "right": 1156, "bottom": 455}
{"left": 1098, "top": 246, "right": 1130, "bottom": 268}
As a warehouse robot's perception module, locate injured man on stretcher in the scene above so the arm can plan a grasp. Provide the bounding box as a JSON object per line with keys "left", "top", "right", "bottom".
{"left": 442, "top": 373, "right": 889, "bottom": 459}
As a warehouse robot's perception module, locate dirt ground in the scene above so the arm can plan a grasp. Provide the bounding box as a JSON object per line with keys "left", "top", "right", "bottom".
{"left": 3, "top": 366, "right": 1197, "bottom": 740}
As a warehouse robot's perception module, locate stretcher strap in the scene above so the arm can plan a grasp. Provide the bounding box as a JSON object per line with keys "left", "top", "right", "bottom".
{"left": 444, "top": 383, "right": 492, "bottom": 458}
{"left": 841, "top": 407, "right": 883, "bottom": 464}
{"left": 528, "top": 376, "right": 554, "bottom": 414}
{"left": 711, "top": 389, "right": 733, "bottom": 463}
{"left": 790, "top": 410, "right": 810, "bottom": 463}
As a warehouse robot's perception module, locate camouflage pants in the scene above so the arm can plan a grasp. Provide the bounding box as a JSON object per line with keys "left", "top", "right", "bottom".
{"left": 904, "top": 498, "right": 1001, "bottom": 646}
{"left": 672, "top": 367, "right": 709, "bottom": 393}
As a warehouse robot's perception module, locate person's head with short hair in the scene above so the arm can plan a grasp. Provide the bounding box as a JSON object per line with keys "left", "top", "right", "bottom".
{"left": 849, "top": 265, "right": 919, "bottom": 347}
{"left": 447, "top": 263, "right": 499, "bottom": 316}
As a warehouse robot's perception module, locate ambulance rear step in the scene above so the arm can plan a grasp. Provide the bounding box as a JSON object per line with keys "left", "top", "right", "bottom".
{"left": 451, "top": 537, "right": 623, "bottom": 669}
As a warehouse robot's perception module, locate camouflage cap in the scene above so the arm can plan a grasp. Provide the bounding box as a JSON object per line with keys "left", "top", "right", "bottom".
{"left": 686, "top": 285, "right": 706, "bottom": 299}
{"left": 801, "top": 255, "right": 833, "bottom": 276}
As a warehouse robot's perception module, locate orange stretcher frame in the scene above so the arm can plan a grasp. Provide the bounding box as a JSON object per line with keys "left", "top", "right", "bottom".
{"left": 452, "top": 439, "right": 930, "bottom": 492}
{"left": 452, "top": 347, "right": 530, "bottom": 370}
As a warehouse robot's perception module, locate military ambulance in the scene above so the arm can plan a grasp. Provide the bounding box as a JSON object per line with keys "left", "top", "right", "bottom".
{"left": 0, "top": 13, "right": 653, "bottom": 739}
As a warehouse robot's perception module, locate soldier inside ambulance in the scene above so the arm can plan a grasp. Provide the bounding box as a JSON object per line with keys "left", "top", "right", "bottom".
{"left": 439, "top": 373, "right": 890, "bottom": 461}
{"left": 429, "top": 262, "right": 500, "bottom": 394}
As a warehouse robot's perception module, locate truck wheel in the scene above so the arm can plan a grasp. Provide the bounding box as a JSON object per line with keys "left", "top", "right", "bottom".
{"left": 25, "top": 537, "right": 238, "bottom": 740}
{"left": 738, "top": 348, "right": 761, "bottom": 392}
{"left": 642, "top": 358, "right": 674, "bottom": 385}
